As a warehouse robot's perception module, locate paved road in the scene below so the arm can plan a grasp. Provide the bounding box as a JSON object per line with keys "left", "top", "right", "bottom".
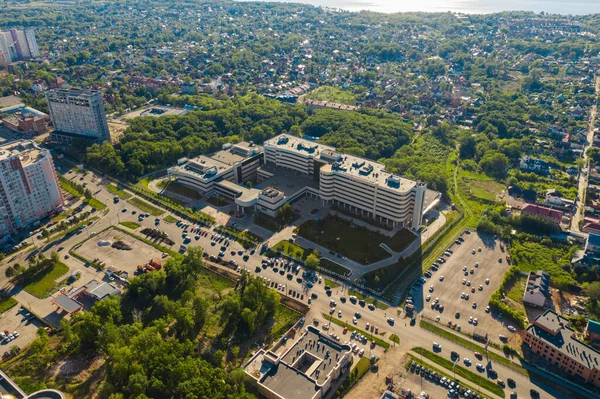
{"left": 0, "top": 163, "right": 584, "bottom": 399}
{"left": 572, "top": 76, "right": 599, "bottom": 232}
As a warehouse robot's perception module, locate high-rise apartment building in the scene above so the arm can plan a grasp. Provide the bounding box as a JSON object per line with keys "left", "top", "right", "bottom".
{"left": 45, "top": 88, "right": 112, "bottom": 145}
{"left": 0, "top": 140, "right": 64, "bottom": 238}
{"left": 0, "top": 29, "right": 39, "bottom": 66}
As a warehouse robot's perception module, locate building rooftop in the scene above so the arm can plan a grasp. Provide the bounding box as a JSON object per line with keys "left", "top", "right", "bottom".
{"left": 169, "top": 142, "right": 263, "bottom": 181}
{"left": 588, "top": 233, "right": 600, "bottom": 248}
{"left": 86, "top": 280, "right": 119, "bottom": 300}
{"left": 588, "top": 320, "right": 600, "bottom": 335}
{"left": 46, "top": 87, "right": 102, "bottom": 98}
{"left": 528, "top": 310, "right": 600, "bottom": 370}
{"left": 525, "top": 270, "right": 550, "bottom": 297}
{"left": 0, "top": 140, "right": 46, "bottom": 166}
{"left": 260, "top": 362, "right": 320, "bottom": 399}
{"left": 265, "top": 134, "right": 419, "bottom": 193}
{"left": 522, "top": 204, "right": 563, "bottom": 222}
{"left": 256, "top": 164, "right": 320, "bottom": 197}
{"left": 51, "top": 294, "right": 83, "bottom": 314}
{"left": 245, "top": 326, "right": 351, "bottom": 399}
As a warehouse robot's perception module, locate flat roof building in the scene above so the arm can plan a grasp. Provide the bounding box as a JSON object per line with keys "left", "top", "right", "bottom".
{"left": 263, "top": 134, "right": 427, "bottom": 229}
{"left": 0, "top": 140, "right": 63, "bottom": 238}
{"left": 46, "top": 88, "right": 111, "bottom": 145}
{"left": 521, "top": 309, "right": 600, "bottom": 388}
{"left": 244, "top": 326, "right": 352, "bottom": 399}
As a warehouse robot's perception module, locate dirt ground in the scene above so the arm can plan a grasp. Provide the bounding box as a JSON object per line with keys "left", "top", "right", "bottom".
{"left": 414, "top": 232, "right": 515, "bottom": 345}
{"left": 74, "top": 227, "right": 164, "bottom": 275}
{"left": 0, "top": 304, "right": 44, "bottom": 350}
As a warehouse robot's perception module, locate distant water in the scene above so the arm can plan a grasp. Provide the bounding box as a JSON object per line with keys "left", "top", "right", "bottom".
{"left": 238, "top": 0, "right": 600, "bottom": 15}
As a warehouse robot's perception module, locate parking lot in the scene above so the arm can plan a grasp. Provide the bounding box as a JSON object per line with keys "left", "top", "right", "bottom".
{"left": 1, "top": 305, "right": 44, "bottom": 351}
{"left": 74, "top": 227, "right": 165, "bottom": 275}
{"left": 412, "top": 231, "right": 514, "bottom": 344}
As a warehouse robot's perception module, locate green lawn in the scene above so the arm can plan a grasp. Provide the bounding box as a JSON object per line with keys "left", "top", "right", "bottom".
{"left": 119, "top": 221, "right": 140, "bottom": 230}
{"left": 506, "top": 275, "right": 527, "bottom": 304}
{"left": 324, "top": 278, "right": 340, "bottom": 289}
{"left": 420, "top": 320, "right": 527, "bottom": 375}
{"left": 128, "top": 197, "right": 165, "bottom": 216}
{"left": 254, "top": 213, "right": 280, "bottom": 232}
{"left": 306, "top": 85, "right": 357, "bottom": 106}
{"left": 164, "top": 215, "right": 178, "bottom": 223}
{"left": 0, "top": 297, "right": 18, "bottom": 313}
{"left": 463, "top": 176, "right": 504, "bottom": 202}
{"left": 273, "top": 240, "right": 310, "bottom": 260}
{"left": 197, "top": 267, "right": 236, "bottom": 294}
{"left": 107, "top": 183, "right": 132, "bottom": 200}
{"left": 84, "top": 198, "right": 107, "bottom": 211}
{"left": 390, "top": 334, "right": 400, "bottom": 344}
{"left": 348, "top": 289, "right": 389, "bottom": 310}
{"left": 298, "top": 215, "right": 415, "bottom": 264}
{"left": 163, "top": 181, "right": 203, "bottom": 200}
{"left": 270, "top": 304, "right": 302, "bottom": 340}
{"left": 412, "top": 347, "right": 504, "bottom": 397}
{"left": 22, "top": 262, "right": 70, "bottom": 298}
{"left": 336, "top": 357, "right": 371, "bottom": 397}
{"left": 319, "top": 258, "right": 351, "bottom": 276}
{"left": 322, "top": 313, "right": 389, "bottom": 350}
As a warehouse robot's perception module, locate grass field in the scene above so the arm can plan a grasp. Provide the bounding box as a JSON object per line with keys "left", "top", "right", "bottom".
{"left": 324, "top": 278, "right": 340, "bottom": 289}
{"left": 510, "top": 239, "right": 578, "bottom": 288}
{"left": 270, "top": 304, "right": 302, "bottom": 339}
{"left": 106, "top": 183, "right": 132, "bottom": 199}
{"left": 84, "top": 198, "right": 107, "bottom": 211}
{"left": 254, "top": 213, "right": 280, "bottom": 232}
{"left": 298, "top": 215, "right": 415, "bottom": 264}
{"left": 463, "top": 177, "right": 504, "bottom": 202}
{"left": 390, "top": 334, "right": 400, "bottom": 344}
{"left": 161, "top": 180, "right": 203, "bottom": 200}
{"left": 412, "top": 347, "right": 504, "bottom": 397}
{"left": 420, "top": 320, "right": 527, "bottom": 375}
{"left": 197, "top": 267, "right": 236, "bottom": 295}
{"left": 22, "top": 262, "right": 70, "bottom": 298}
{"left": 119, "top": 221, "right": 140, "bottom": 230}
{"left": 128, "top": 197, "right": 165, "bottom": 216}
{"left": 336, "top": 357, "right": 371, "bottom": 397}
{"left": 322, "top": 313, "right": 390, "bottom": 350}
{"left": 164, "top": 215, "right": 178, "bottom": 223}
{"left": 273, "top": 240, "right": 310, "bottom": 260}
{"left": 0, "top": 297, "right": 18, "bottom": 313}
{"left": 319, "top": 258, "right": 351, "bottom": 276}
{"left": 306, "top": 86, "right": 357, "bottom": 106}
{"left": 506, "top": 275, "right": 527, "bottom": 304}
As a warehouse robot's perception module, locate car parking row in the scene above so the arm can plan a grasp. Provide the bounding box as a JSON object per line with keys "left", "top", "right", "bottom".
{"left": 408, "top": 360, "right": 485, "bottom": 399}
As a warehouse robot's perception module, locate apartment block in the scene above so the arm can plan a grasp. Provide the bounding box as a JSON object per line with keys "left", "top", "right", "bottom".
{"left": 45, "top": 88, "right": 111, "bottom": 145}
{"left": 521, "top": 310, "right": 600, "bottom": 388}
{"left": 0, "top": 140, "right": 64, "bottom": 238}
{"left": 0, "top": 29, "right": 39, "bottom": 65}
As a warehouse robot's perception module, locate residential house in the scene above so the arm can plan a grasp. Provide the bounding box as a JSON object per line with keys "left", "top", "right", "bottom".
{"left": 523, "top": 270, "right": 550, "bottom": 307}
{"left": 521, "top": 204, "right": 563, "bottom": 225}
{"left": 520, "top": 156, "right": 551, "bottom": 175}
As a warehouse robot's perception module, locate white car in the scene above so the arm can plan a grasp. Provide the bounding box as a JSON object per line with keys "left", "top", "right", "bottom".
{"left": 507, "top": 325, "right": 516, "bottom": 333}
{"left": 353, "top": 317, "right": 358, "bottom": 325}
{"left": 338, "top": 310, "right": 342, "bottom": 318}
{"left": 439, "top": 275, "right": 445, "bottom": 281}
{"left": 463, "top": 358, "right": 471, "bottom": 366}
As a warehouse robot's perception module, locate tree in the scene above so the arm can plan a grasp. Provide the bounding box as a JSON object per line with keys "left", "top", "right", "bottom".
{"left": 277, "top": 203, "right": 293, "bottom": 223}
{"left": 305, "top": 252, "right": 320, "bottom": 270}
{"left": 5, "top": 266, "right": 15, "bottom": 278}
{"left": 84, "top": 188, "right": 93, "bottom": 200}
{"left": 585, "top": 282, "right": 600, "bottom": 303}
{"left": 479, "top": 151, "right": 509, "bottom": 179}
{"left": 459, "top": 136, "right": 477, "bottom": 159}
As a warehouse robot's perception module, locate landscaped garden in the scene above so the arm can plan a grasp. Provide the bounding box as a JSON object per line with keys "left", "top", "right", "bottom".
{"left": 298, "top": 215, "right": 415, "bottom": 264}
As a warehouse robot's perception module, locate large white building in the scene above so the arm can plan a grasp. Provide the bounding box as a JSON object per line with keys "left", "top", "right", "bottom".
{"left": 46, "top": 88, "right": 111, "bottom": 145}
{"left": 0, "top": 140, "right": 63, "bottom": 238}
{"left": 167, "top": 135, "right": 428, "bottom": 230}
{"left": 262, "top": 135, "right": 427, "bottom": 230}
{"left": 167, "top": 142, "right": 264, "bottom": 198}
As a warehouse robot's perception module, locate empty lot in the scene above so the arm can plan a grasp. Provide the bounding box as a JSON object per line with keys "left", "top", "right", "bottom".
{"left": 74, "top": 227, "right": 165, "bottom": 275}
{"left": 413, "top": 232, "right": 514, "bottom": 343}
